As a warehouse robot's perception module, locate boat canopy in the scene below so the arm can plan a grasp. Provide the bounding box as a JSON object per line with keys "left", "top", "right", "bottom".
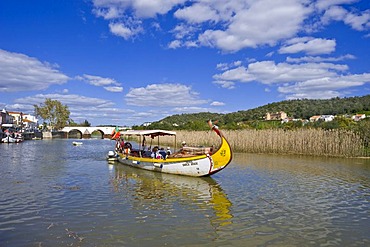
{"left": 121, "top": 129, "right": 176, "bottom": 138}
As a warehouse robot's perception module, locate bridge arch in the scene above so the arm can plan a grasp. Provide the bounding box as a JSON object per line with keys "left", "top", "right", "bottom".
{"left": 91, "top": 129, "right": 104, "bottom": 139}
{"left": 67, "top": 129, "right": 83, "bottom": 139}
{"left": 61, "top": 126, "right": 121, "bottom": 139}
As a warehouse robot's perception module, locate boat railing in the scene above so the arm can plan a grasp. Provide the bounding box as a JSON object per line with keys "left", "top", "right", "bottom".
{"left": 181, "top": 146, "right": 213, "bottom": 155}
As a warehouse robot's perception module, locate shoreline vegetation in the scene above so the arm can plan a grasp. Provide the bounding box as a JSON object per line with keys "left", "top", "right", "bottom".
{"left": 132, "top": 95, "right": 370, "bottom": 158}
{"left": 138, "top": 129, "right": 369, "bottom": 158}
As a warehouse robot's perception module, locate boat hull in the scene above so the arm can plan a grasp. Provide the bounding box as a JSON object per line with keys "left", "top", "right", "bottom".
{"left": 117, "top": 154, "right": 214, "bottom": 177}
{"left": 1, "top": 136, "right": 23, "bottom": 143}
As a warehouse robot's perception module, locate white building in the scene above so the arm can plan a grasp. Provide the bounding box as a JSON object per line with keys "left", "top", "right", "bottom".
{"left": 320, "top": 115, "right": 335, "bottom": 122}
{"left": 352, "top": 114, "right": 366, "bottom": 121}
{"left": 22, "top": 114, "right": 39, "bottom": 132}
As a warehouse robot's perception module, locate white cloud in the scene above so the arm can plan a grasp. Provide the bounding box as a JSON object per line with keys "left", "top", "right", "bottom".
{"left": 216, "top": 63, "right": 229, "bottom": 71}
{"left": 92, "top": 0, "right": 369, "bottom": 54}
{"left": 321, "top": 5, "right": 370, "bottom": 31}
{"left": 213, "top": 59, "right": 370, "bottom": 99}
{"left": 171, "top": 24, "right": 195, "bottom": 39}
{"left": 184, "top": 40, "right": 198, "bottom": 48}
{"left": 175, "top": 0, "right": 246, "bottom": 24}
{"left": 77, "top": 74, "right": 117, "bottom": 86}
{"left": 17, "top": 93, "right": 114, "bottom": 108}
{"left": 0, "top": 49, "right": 69, "bottom": 92}
{"left": 216, "top": 61, "right": 242, "bottom": 71}
{"left": 93, "top": 0, "right": 187, "bottom": 18}
{"left": 278, "top": 74, "right": 370, "bottom": 99}
{"left": 279, "top": 37, "right": 336, "bottom": 55}
{"left": 109, "top": 21, "right": 143, "bottom": 39}
{"left": 93, "top": 6, "right": 124, "bottom": 20}
{"left": 77, "top": 74, "right": 123, "bottom": 92}
{"left": 210, "top": 101, "right": 225, "bottom": 106}
{"left": 125, "top": 83, "right": 208, "bottom": 107}
{"left": 11, "top": 93, "right": 127, "bottom": 123}
{"left": 198, "top": 0, "right": 312, "bottom": 52}
{"left": 132, "top": 0, "right": 187, "bottom": 18}
{"left": 168, "top": 39, "right": 199, "bottom": 49}
{"left": 343, "top": 10, "right": 370, "bottom": 31}
{"left": 104, "top": 86, "right": 124, "bottom": 92}
{"left": 213, "top": 66, "right": 253, "bottom": 83}
{"left": 213, "top": 80, "right": 235, "bottom": 89}
{"left": 286, "top": 54, "right": 356, "bottom": 63}
{"left": 316, "top": 0, "right": 359, "bottom": 12}
{"left": 168, "top": 40, "right": 182, "bottom": 49}
{"left": 174, "top": 3, "right": 220, "bottom": 23}
{"left": 214, "top": 61, "right": 348, "bottom": 84}
{"left": 93, "top": 0, "right": 313, "bottom": 52}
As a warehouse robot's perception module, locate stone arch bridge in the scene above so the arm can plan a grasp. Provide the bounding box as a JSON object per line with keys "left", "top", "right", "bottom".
{"left": 61, "top": 126, "right": 117, "bottom": 139}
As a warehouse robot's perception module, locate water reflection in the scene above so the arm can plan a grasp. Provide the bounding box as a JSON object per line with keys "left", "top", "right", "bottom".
{"left": 110, "top": 164, "right": 233, "bottom": 228}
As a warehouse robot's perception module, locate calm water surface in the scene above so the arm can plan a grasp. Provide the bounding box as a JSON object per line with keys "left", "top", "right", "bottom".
{"left": 0, "top": 139, "right": 369, "bottom": 246}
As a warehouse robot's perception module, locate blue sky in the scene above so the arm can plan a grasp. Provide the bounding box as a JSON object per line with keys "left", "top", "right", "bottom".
{"left": 1, "top": 0, "right": 370, "bottom": 126}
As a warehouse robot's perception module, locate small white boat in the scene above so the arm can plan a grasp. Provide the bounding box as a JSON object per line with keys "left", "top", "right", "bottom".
{"left": 106, "top": 150, "right": 118, "bottom": 162}
{"left": 72, "top": 141, "right": 83, "bottom": 146}
{"left": 1, "top": 133, "right": 24, "bottom": 143}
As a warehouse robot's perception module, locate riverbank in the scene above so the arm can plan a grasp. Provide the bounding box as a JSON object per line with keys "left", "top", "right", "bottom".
{"left": 12, "top": 128, "right": 369, "bottom": 157}
{"left": 144, "top": 128, "right": 369, "bottom": 158}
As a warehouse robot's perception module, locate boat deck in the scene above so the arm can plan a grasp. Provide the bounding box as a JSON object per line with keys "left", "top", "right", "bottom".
{"left": 120, "top": 146, "right": 214, "bottom": 159}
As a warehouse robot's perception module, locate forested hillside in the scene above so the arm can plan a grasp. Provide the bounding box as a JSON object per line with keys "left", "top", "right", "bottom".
{"left": 135, "top": 95, "right": 370, "bottom": 130}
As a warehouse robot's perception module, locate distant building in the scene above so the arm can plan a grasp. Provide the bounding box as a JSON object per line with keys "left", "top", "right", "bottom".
{"left": 2, "top": 111, "right": 39, "bottom": 131}
{"left": 22, "top": 114, "right": 39, "bottom": 132}
{"left": 143, "top": 122, "right": 152, "bottom": 127}
{"left": 8, "top": 111, "right": 23, "bottom": 126}
{"left": 321, "top": 115, "right": 335, "bottom": 122}
{"left": 309, "top": 115, "right": 335, "bottom": 122}
{"left": 309, "top": 115, "right": 321, "bottom": 122}
{"left": 1, "top": 109, "right": 15, "bottom": 126}
{"left": 265, "top": 111, "right": 287, "bottom": 121}
{"left": 352, "top": 114, "right": 366, "bottom": 121}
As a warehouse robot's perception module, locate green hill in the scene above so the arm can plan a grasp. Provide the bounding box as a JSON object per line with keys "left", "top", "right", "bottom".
{"left": 136, "top": 95, "right": 370, "bottom": 130}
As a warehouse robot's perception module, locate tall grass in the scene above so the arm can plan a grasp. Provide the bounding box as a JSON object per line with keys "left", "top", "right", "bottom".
{"left": 155, "top": 129, "right": 367, "bottom": 157}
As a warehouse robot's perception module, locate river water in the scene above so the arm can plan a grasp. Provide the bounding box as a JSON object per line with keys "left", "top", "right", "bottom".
{"left": 0, "top": 139, "right": 369, "bottom": 247}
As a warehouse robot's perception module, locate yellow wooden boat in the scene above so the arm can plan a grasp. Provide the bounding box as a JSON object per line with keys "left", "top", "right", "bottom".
{"left": 114, "top": 120, "right": 232, "bottom": 177}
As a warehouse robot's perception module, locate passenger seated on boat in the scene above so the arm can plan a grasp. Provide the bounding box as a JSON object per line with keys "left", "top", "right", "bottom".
{"left": 159, "top": 148, "right": 167, "bottom": 159}
{"left": 178, "top": 141, "right": 189, "bottom": 154}
{"left": 130, "top": 150, "right": 140, "bottom": 157}
{"left": 120, "top": 138, "right": 125, "bottom": 150}
{"left": 166, "top": 147, "right": 172, "bottom": 157}
{"left": 123, "top": 142, "right": 132, "bottom": 155}
{"left": 151, "top": 146, "right": 162, "bottom": 159}
{"left": 115, "top": 140, "right": 122, "bottom": 153}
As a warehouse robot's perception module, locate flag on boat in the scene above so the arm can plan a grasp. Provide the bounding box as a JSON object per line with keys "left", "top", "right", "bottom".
{"left": 111, "top": 126, "right": 120, "bottom": 140}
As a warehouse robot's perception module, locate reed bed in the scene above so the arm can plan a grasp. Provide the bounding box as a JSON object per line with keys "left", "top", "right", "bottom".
{"left": 151, "top": 129, "right": 367, "bottom": 157}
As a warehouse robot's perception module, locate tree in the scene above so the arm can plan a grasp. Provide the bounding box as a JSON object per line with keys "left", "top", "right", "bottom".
{"left": 81, "top": 119, "right": 91, "bottom": 127}
{"left": 34, "top": 98, "right": 70, "bottom": 130}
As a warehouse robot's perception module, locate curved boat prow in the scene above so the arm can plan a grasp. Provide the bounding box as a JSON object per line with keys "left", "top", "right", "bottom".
{"left": 208, "top": 120, "right": 233, "bottom": 175}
